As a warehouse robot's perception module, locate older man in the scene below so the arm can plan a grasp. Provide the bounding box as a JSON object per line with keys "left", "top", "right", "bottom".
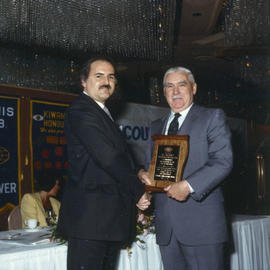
{"left": 139, "top": 66, "right": 233, "bottom": 270}
{"left": 57, "top": 56, "right": 150, "bottom": 270}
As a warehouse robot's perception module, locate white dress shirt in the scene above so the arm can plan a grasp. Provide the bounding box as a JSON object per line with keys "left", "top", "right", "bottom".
{"left": 165, "top": 103, "right": 194, "bottom": 193}
{"left": 83, "top": 91, "right": 113, "bottom": 120}
{"left": 165, "top": 103, "right": 193, "bottom": 135}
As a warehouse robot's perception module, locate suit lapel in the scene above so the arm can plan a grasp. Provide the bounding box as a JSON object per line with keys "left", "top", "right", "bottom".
{"left": 153, "top": 116, "right": 168, "bottom": 135}
{"left": 178, "top": 104, "right": 199, "bottom": 135}
{"left": 82, "top": 94, "right": 124, "bottom": 139}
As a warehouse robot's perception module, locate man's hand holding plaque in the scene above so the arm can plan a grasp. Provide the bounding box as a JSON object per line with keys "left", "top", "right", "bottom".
{"left": 139, "top": 135, "right": 189, "bottom": 192}
{"left": 164, "top": 180, "right": 191, "bottom": 201}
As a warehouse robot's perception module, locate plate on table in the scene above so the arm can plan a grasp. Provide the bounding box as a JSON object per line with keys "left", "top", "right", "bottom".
{"left": 24, "top": 227, "right": 44, "bottom": 232}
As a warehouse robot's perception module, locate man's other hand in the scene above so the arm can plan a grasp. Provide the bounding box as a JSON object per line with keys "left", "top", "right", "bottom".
{"left": 164, "top": 180, "right": 190, "bottom": 202}
{"left": 136, "top": 192, "right": 152, "bottom": 210}
{"left": 137, "top": 169, "right": 152, "bottom": 185}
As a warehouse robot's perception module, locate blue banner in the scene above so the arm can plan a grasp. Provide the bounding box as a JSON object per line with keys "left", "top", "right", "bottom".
{"left": 0, "top": 96, "right": 20, "bottom": 211}
{"left": 31, "top": 100, "right": 69, "bottom": 190}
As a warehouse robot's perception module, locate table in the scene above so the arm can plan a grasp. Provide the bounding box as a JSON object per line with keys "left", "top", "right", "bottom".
{"left": 2, "top": 217, "right": 270, "bottom": 270}
{"left": 0, "top": 228, "right": 163, "bottom": 270}
{"left": 230, "top": 215, "right": 270, "bottom": 270}
{"left": 0, "top": 227, "right": 67, "bottom": 270}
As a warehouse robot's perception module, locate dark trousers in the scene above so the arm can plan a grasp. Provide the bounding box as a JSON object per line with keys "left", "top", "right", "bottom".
{"left": 67, "top": 238, "right": 122, "bottom": 270}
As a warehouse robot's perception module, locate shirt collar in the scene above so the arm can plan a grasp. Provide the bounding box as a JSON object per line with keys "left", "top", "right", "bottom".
{"left": 83, "top": 91, "right": 105, "bottom": 109}
{"left": 169, "top": 103, "right": 193, "bottom": 120}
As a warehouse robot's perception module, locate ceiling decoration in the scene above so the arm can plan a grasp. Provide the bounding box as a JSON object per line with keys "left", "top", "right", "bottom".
{"left": 0, "top": 0, "right": 176, "bottom": 61}
{"left": 223, "top": 0, "right": 270, "bottom": 88}
{"left": 224, "top": 0, "right": 270, "bottom": 47}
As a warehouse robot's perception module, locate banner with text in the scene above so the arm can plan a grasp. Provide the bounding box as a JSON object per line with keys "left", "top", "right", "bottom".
{"left": 0, "top": 96, "right": 20, "bottom": 211}
{"left": 31, "top": 100, "right": 69, "bottom": 190}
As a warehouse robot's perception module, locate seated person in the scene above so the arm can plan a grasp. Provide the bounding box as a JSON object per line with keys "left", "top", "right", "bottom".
{"left": 21, "top": 169, "right": 64, "bottom": 227}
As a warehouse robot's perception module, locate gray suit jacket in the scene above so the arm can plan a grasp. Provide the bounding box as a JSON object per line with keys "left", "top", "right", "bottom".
{"left": 146, "top": 104, "right": 233, "bottom": 246}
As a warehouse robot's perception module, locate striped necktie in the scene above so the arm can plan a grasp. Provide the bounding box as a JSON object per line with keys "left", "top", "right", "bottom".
{"left": 168, "top": 113, "right": 181, "bottom": 135}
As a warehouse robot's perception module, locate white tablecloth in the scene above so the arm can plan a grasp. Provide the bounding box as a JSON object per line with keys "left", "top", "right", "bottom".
{"left": 0, "top": 227, "right": 67, "bottom": 270}
{"left": 117, "top": 234, "right": 164, "bottom": 270}
{"left": 0, "top": 228, "right": 163, "bottom": 270}
{"left": 2, "top": 216, "right": 270, "bottom": 270}
{"left": 230, "top": 214, "right": 270, "bottom": 270}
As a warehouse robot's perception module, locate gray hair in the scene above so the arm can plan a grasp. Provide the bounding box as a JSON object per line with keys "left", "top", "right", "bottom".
{"left": 163, "top": 67, "right": 195, "bottom": 86}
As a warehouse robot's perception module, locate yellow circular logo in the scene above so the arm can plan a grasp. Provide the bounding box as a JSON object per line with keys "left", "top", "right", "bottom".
{"left": 0, "top": 147, "right": 10, "bottom": 165}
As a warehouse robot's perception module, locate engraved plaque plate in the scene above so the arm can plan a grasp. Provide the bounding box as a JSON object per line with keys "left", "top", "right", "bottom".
{"left": 146, "top": 135, "right": 189, "bottom": 192}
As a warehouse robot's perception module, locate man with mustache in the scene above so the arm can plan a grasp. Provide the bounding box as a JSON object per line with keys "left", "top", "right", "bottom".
{"left": 139, "top": 66, "right": 233, "bottom": 270}
{"left": 57, "top": 56, "right": 150, "bottom": 270}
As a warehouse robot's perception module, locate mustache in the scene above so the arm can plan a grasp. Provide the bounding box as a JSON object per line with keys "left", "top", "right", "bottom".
{"left": 99, "top": 84, "right": 111, "bottom": 90}
{"left": 172, "top": 95, "right": 182, "bottom": 99}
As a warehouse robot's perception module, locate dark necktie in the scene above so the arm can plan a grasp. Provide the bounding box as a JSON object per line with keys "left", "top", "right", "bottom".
{"left": 168, "top": 113, "right": 181, "bottom": 135}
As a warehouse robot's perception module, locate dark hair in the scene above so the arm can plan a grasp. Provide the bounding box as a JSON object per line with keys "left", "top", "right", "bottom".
{"left": 80, "top": 56, "right": 117, "bottom": 83}
{"left": 35, "top": 169, "right": 64, "bottom": 192}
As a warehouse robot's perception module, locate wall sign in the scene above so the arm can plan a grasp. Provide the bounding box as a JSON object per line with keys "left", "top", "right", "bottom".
{"left": 30, "top": 100, "right": 69, "bottom": 190}
{"left": 0, "top": 96, "right": 20, "bottom": 211}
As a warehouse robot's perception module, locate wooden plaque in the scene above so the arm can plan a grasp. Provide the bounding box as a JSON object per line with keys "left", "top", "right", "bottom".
{"left": 146, "top": 135, "right": 189, "bottom": 192}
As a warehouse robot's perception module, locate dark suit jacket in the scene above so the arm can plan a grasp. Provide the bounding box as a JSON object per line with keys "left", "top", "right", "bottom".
{"left": 146, "top": 104, "right": 233, "bottom": 246}
{"left": 57, "top": 94, "right": 145, "bottom": 242}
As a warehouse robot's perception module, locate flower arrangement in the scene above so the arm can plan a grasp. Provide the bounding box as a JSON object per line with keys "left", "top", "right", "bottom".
{"left": 125, "top": 206, "right": 155, "bottom": 255}
{"left": 50, "top": 224, "right": 67, "bottom": 244}
{"left": 47, "top": 216, "right": 67, "bottom": 244}
{"left": 135, "top": 208, "right": 155, "bottom": 244}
